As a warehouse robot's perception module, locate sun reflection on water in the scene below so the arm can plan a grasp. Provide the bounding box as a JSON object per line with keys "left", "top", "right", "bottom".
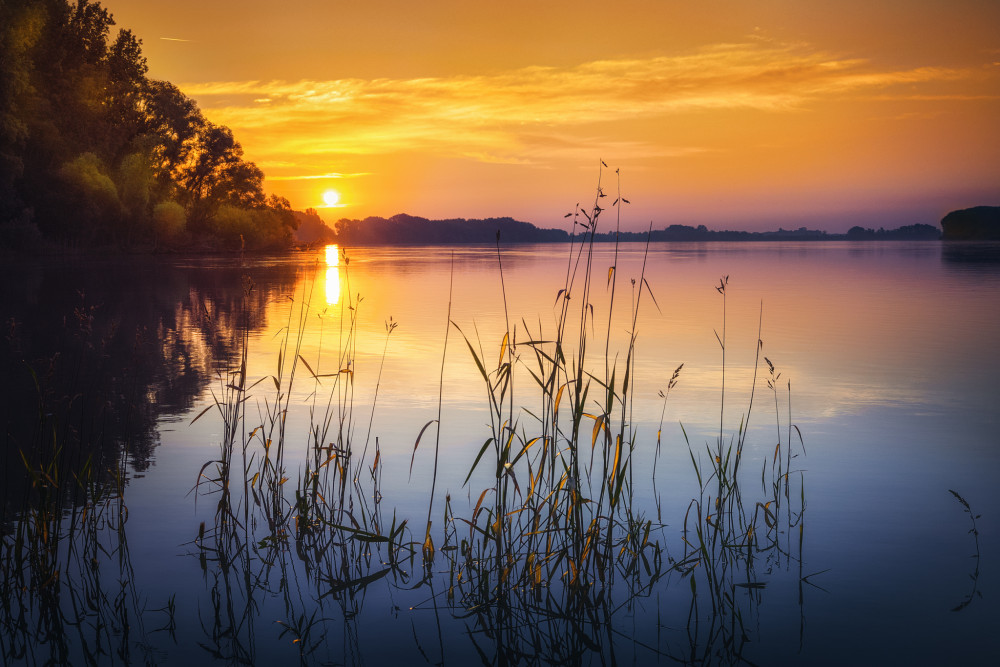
{"left": 324, "top": 244, "right": 340, "bottom": 305}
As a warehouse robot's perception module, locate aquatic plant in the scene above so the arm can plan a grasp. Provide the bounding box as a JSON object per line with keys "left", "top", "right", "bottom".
{"left": 2, "top": 164, "right": 823, "bottom": 665}
{"left": 179, "top": 163, "right": 815, "bottom": 664}
{"left": 393, "top": 162, "right": 809, "bottom": 663}
{"left": 949, "top": 489, "right": 982, "bottom": 612}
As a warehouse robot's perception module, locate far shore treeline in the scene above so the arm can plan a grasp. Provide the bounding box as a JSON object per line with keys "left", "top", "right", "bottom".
{"left": 1, "top": 1, "right": 994, "bottom": 253}
{"left": 303, "top": 212, "right": 946, "bottom": 246}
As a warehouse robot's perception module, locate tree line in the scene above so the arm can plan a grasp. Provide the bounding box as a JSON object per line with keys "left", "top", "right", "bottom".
{"left": 0, "top": 0, "right": 296, "bottom": 250}
{"left": 329, "top": 214, "right": 944, "bottom": 245}
{"left": 333, "top": 214, "right": 569, "bottom": 245}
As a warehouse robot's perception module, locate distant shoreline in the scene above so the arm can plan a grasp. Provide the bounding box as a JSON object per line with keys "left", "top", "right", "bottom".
{"left": 296, "top": 212, "right": 944, "bottom": 247}
{"left": 304, "top": 236, "right": 949, "bottom": 247}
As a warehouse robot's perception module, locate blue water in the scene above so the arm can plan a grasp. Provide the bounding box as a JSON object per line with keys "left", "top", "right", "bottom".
{"left": 2, "top": 241, "right": 998, "bottom": 665}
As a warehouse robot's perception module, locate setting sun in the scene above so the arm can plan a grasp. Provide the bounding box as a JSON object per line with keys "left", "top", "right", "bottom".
{"left": 322, "top": 189, "right": 341, "bottom": 207}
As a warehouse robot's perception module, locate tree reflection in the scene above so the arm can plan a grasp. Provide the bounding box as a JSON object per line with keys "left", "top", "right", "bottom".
{"left": 0, "top": 254, "right": 304, "bottom": 664}
{"left": 0, "top": 256, "right": 298, "bottom": 505}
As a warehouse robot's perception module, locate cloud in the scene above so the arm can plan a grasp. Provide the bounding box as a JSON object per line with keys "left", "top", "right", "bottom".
{"left": 265, "top": 171, "right": 371, "bottom": 181}
{"left": 178, "top": 41, "right": 986, "bottom": 171}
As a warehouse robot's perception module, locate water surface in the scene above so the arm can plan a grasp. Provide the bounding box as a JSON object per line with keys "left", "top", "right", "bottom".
{"left": 2, "top": 241, "right": 997, "bottom": 664}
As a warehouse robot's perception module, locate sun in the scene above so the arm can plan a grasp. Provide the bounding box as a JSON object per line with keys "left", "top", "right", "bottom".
{"left": 322, "top": 189, "right": 341, "bottom": 207}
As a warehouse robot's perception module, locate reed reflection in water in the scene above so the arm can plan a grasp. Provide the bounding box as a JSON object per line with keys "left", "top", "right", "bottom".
{"left": 1, "top": 238, "right": 998, "bottom": 664}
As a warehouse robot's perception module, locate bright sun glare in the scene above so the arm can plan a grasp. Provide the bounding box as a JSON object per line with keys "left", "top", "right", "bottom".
{"left": 322, "top": 189, "right": 340, "bottom": 207}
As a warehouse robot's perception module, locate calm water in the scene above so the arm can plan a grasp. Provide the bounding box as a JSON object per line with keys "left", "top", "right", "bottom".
{"left": 2, "top": 241, "right": 998, "bottom": 665}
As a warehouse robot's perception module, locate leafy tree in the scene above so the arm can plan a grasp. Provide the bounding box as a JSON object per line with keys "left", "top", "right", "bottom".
{"left": 0, "top": 1, "right": 44, "bottom": 221}
{"left": 138, "top": 80, "right": 203, "bottom": 200}
{"left": 175, "top": 123, "right": 265, "bottom": 233}
{"left": 104, "top": 28, "right": 149, "bottom": 159}
{"left": 117, "top": 151, "right": 154, "bottom": 231}
{"left": 152, "top": 200, "right": 186, "bottom": 245}
{"left": 57, "top": 151, "right": 122, "bottom": 241}
{"left": 1, "top": 0, "right": 296, "bottom": 250}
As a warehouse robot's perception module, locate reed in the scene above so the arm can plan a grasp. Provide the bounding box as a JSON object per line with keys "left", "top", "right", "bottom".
{"left": 669, "top": 284, "right": 812, "bottom": 661}
{"left": 184, "top": 249, "right": 424, "bottom": 662}
{"left": 949, "top": 489, "right": 982, "bottom": 612}
{"left": 2, "top": 165, "right": 826, "bottom": 665}
{"left": 181, "top": 163, "right": 814, "bottom": 663}
{"left": 417, "top": 162, "right": 666, "bottom": 665}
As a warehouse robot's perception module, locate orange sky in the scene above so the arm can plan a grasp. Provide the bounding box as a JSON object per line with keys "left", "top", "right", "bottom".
{"left": 108, "top": 0, "right": 1000, "bottom": 231}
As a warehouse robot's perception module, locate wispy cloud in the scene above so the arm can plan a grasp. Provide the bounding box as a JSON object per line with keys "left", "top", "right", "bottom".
{"left": 179, "top": 41, "right": 985, "bottom": 172}
{"left": 266, "top": 171, "right": 371, "bottom": 181}
{"left": 159, "top": 37, "right": 192, "bottom": 42}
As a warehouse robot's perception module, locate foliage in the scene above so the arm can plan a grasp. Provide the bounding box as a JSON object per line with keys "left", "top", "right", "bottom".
{"left": 152, "top": 200, "right": 186, "bottom": 243}
{"left": 293, "top": 207, "right": 337, "bottom": 245}
{"left": 57, "top": 151, "right": 122, "bottom": 239}
{"left": 0, "top": 0, "right": 296, "bottom": 250}
{"left": 212, "top": 197, "right": 297, "bottom": 250}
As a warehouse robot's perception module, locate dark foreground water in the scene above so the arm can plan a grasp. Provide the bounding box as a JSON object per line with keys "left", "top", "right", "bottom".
{"left": 2, "top": 241, "right": 998, "bottom": 665}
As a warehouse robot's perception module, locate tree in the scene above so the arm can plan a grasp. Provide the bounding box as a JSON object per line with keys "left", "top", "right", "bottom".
{"left": 138, "top": 80, "right": 204, "bottom": 200}
{"left": 175, "top": 123, "right": 266, "bottom": 232}
{"left": 104, "top": 28, "right": 149, "bottom": 159}
{"left": 0, "top": 1, "right": 45, "bottom": 222}
{"left": 1, "top": 0, "right": 296, "bottom": 249}
{"left": 56, "top": 152, "right": 122, "bottom": 241}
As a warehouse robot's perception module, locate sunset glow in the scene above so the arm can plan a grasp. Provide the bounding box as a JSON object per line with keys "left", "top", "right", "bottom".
{"left": 108, "top": 0, "right": 1000, "bottom": 231}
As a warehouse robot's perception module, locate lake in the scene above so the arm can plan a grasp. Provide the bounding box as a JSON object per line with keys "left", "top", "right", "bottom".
{"left": 2, "top": 240, "right": 998, "bottom": 665}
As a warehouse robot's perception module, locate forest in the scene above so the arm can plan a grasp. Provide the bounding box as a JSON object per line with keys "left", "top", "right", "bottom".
{"left": 0, "top": 0, "right": 297, "bottom": 251}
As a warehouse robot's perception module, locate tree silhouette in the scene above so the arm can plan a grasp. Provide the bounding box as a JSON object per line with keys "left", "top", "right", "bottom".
{"left": 0, "top": 0, "right": 296, "bottom": 250}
